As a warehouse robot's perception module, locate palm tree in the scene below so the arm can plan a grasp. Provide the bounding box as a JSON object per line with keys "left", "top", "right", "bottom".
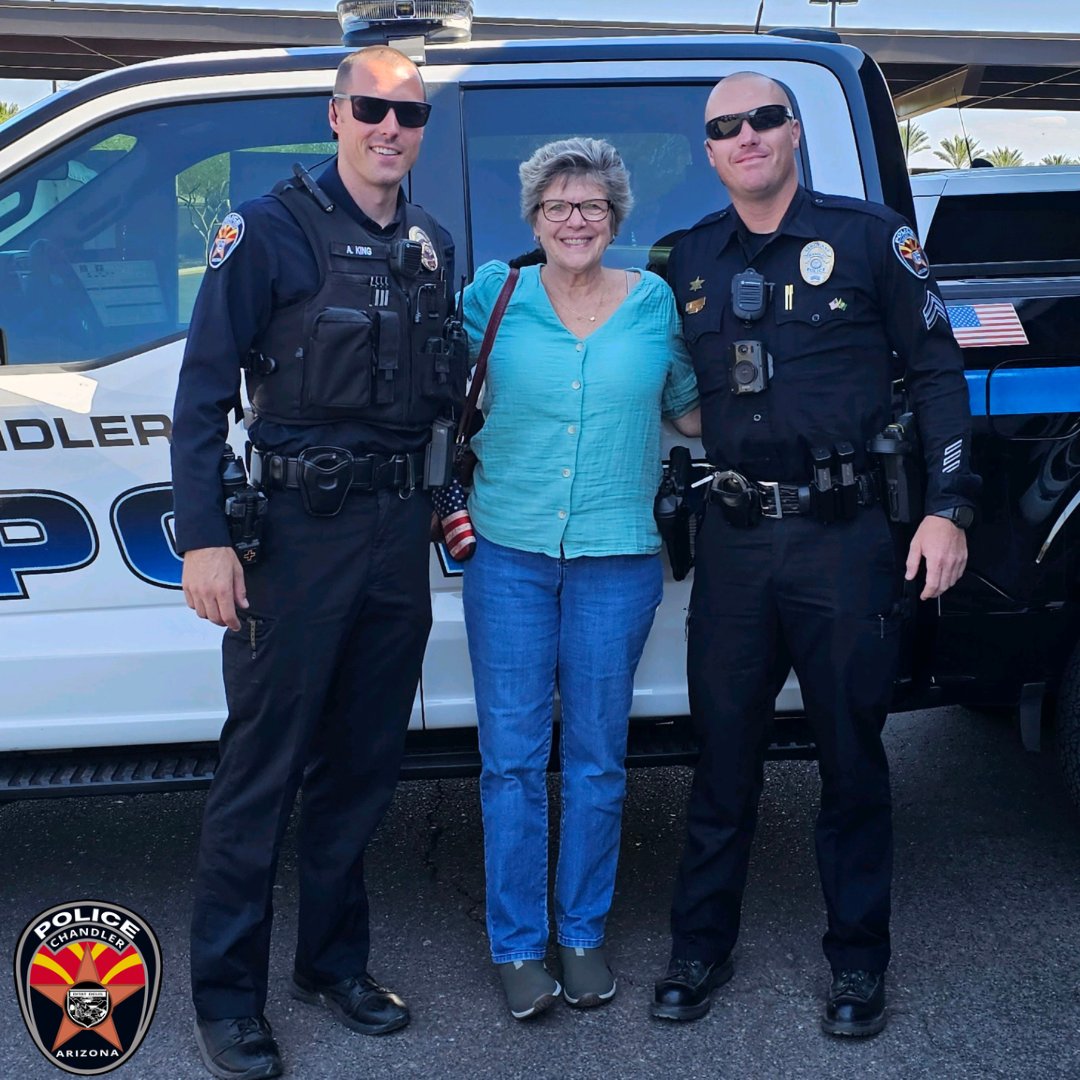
{"left": 935, "top": 134, "right": 983, "bottom": 169}
{"left": 1041, "top": 153, "right": 1079, "bottom": 165}
{"left": 899, "top": 120, "right": 930, "bottom": 163}
{"left": 0, "top": 101, "right": 18, "bottom": 124}
{"left": 986, "top": 146, "right": 1025, "bottom": 167}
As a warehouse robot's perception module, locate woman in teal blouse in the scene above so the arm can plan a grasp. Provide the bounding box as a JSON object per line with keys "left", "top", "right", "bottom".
{"left": 461, "top": 137, "right": 700, "bottom": 1020}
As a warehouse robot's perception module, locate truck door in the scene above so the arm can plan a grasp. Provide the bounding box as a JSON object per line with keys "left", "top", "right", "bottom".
{"left": 0, "top": 90, "right": 348, "bottom": 752}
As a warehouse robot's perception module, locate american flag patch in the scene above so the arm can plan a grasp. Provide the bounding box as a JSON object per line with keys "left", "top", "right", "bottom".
{"left": 946, "top": 303, "right": 1028, "bottom": 348}
{"left": 431, "top": 480, "right": 477, "bottom": 561}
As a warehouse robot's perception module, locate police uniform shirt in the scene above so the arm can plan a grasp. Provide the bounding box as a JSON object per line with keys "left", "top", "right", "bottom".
{"left": 171, "top": 162, "right": 455, "bottom": 553}
{"left": 669, "top": 186, "right": 979, "bottom": 515}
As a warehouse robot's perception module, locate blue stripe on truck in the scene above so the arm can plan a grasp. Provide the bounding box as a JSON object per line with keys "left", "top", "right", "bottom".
{"left": 966, "top": 367, "right": 1080, "bottom": 417}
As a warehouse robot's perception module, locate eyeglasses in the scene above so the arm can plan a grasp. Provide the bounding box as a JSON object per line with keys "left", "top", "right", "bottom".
{"left": 332, "top": 94, "right": 432, "bottom": 129}
{"left": 537, "top": 199, "right": 613, "bottom": 222}
{"left": 705, "top": 105, "right": 794, "bottom": 141}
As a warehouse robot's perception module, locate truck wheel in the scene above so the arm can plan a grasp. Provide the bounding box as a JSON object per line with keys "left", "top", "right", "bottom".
{"left": 1058, "top": 641, "right": 1080, "bottom": 812}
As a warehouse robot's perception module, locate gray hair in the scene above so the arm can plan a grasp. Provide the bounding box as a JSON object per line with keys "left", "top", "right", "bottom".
{"left": 519, "top": 137, "right": 634, "bottom": 236}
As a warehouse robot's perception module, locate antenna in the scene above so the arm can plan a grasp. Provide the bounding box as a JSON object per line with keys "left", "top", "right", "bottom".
{"left": 754, "top": 0, "right": 765, "bottom": 33}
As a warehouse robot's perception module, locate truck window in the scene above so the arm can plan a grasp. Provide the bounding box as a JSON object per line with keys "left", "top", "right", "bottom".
{"left": 0, "top": 96, "right": 334, "bottom": 368}
{"left": 463, "top": 83, "right": 802, "bottom": 274}
{"left": 924, "top": 189, "right": 1080, "bottom": 269}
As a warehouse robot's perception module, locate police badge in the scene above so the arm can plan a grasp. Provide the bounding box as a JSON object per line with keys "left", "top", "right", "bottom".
{"left": 14, "top": 900, "right": 162, "bottom": 1076}
{"left": 800, "top": 240, "right": 835, "bottom": 286}
{"left": 408, "top": 225, "right": 439, "bottom": 272}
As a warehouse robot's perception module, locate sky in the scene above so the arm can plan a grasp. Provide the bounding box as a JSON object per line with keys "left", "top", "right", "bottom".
{"left": 2, "top": 0, "right": 1079, "bottom": 162}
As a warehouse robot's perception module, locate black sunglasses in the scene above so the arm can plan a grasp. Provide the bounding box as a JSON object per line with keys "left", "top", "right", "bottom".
{"left": 333, "top": 94, "right": 432, "bottom": 129}
{"left": 705, "top": 105, "right": 794, "bottom": 141}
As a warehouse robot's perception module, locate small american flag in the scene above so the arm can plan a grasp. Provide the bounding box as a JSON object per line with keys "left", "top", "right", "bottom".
{"left": 946, "top": 303, "right": 1029, "bottom": 348}
{"left": 431, "top": 479, "right": 477, "bottom": 561}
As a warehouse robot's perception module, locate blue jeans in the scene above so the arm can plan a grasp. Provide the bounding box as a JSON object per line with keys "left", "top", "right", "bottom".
{"left": 462, "top": 534, "right": 663, "bottom": 963}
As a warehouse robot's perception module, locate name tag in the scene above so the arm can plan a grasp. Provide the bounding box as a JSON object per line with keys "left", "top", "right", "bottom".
{"left": 331, "top": 242, "right": 375, "bottom": 258}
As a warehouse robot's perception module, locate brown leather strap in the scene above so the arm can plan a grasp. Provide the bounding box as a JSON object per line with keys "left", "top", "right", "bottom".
{"left": 457, "top": 266, "right": 519, "bottom": 445}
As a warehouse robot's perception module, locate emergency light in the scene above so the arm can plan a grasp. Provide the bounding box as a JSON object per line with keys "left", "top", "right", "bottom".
{"left": 336, "top": 1, "right": 473, "bottom": 45}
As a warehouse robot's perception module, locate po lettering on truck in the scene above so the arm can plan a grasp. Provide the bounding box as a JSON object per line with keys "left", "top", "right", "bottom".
{"left": 1, "top": 412, "right": 182, "bottom": 598}
{"left": 0, "top": 485, "right": 183, "bottom": 598}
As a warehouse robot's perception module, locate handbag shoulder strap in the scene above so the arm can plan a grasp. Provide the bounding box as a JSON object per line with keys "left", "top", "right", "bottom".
{"left": 458, "top": 266, "right": 519, "bottom": 443}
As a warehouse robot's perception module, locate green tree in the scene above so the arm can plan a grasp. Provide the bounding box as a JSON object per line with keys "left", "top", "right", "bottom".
{"left": 934, "top": 134, "right": 983, "bottom": 168}
{"left": 899, "top": 119, "right": 930, "bottom": 162}
{"left": 0, "top": 101, "right": 19, "bottom": 124}
{"left": 1041, "top": 153, "right": 1079, "bottom": 165}
{"left": 986, "top": 146, "right": 1025, "bottom": 167}
{"left": 176, "top": 153, "right": 231, "bottom": 258}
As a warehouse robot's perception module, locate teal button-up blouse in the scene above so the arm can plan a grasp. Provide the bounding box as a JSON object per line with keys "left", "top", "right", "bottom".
{"left": 462, "top": 260, "right": 699, "bottom": 558}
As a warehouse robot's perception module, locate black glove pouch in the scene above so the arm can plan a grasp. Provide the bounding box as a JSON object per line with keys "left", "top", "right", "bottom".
{"left": 297, "top": 446, "right": 354, "bottom": 517}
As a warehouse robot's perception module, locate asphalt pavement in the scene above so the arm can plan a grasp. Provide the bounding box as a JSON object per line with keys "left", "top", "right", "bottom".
{"left": 2, "top": 705, "right": 1079, "bottom": 1080}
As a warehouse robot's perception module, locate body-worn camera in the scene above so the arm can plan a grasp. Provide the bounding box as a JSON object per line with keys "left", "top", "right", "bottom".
{"left": 728, "top": 340, "right": 773, "bottom": 394}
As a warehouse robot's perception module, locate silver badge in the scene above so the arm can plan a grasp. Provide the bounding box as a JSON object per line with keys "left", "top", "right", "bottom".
{"left": 409, "top": 226, "right": 438, "bottom": 272}
{"left": 799, "top": 240, "right": 834, "bottom": 286}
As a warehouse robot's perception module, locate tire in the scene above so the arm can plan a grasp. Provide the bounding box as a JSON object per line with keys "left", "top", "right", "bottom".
{"left": 1056, "top": 640, "right": 1080, "bottom": 813}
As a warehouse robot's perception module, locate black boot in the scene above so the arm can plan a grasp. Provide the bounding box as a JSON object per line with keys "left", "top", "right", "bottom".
{"left": 194, "top": 1015, "right": 282, "bottom": 1080}
{"left": 651, "top": 956, "right": 734, "bottom": 1021}
{"left": 821, "top": 970, "right": 887, "bottom": 1037}
{"left": 291, "top": 971, "right": 409, "bottom": 1035}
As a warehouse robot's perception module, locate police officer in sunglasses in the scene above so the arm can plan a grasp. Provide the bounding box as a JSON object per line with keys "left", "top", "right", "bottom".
{"left": 172, "top": 46, "right": 459, "bottom": 1079}
{"left": 652, "top": 72, "right": 979, "bottom": 1036}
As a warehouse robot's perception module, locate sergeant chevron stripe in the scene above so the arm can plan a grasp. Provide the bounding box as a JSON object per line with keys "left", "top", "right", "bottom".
{"left": 922, "top": 290, "right": 947, "bottom": 331}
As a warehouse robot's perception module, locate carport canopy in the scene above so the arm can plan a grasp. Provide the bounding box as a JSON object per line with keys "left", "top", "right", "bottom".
{"left": 1, "top": 0, "right": 1079, "bottom": 117}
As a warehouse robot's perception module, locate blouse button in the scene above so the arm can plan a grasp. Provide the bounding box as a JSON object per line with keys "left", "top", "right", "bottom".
{"left": 572, "top": 380, "right": 581, "bottom": 390}
{"left": 562, "top": 468, "right": 571, "bottom": 478}
{"left": 567, "top": 425, "right": 577, "bottom": 434}
{"left": 575, "top": 342, "right": 584, "bottom": 352}
{"left": 558, "top": 509, "right": 567, "bottom": 519}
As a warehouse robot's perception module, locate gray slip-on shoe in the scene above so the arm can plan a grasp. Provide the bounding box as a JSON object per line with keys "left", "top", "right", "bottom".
{"left": 495, "top": 960, "right": 562, "bottom": 1020}
{"left": 558, "top": 946, "right": 616, "bottom": 1008}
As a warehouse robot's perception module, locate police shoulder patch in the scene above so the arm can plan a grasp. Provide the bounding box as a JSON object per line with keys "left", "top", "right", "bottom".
{"left": 208, "top": 212, "right": 245, "bottom": 270}
{"left": 892, "top": 225, "right": 930, "bottom": 279}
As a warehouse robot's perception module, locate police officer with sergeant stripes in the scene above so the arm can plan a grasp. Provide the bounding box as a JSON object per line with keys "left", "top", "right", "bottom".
{"left": 651, "top": 72, "right": 979, "bottom": 1036}
{"left": 171, "top": 46, "right": 460, "bottom": 1080}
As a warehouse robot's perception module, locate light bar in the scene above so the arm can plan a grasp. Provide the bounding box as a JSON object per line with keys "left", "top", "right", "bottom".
{"left": 336, "top": 1, "right": 473, "bottom": 45}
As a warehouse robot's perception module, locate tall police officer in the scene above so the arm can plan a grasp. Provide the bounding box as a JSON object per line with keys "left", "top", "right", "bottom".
{"left": 171, "top": 47, "right": 460, "bottom": 1080}
{"left": 651, "top": 73, "right": 979, "bottom": 1036}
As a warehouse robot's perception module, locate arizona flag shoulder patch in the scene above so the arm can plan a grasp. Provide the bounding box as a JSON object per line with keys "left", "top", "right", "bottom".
{"left": 208, "top": 212, "right": 245, "bottom": 270}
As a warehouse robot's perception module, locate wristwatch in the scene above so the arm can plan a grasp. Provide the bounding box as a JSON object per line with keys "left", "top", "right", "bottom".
{"left": 933, "top": 505, "right": 975, "bottom": 530}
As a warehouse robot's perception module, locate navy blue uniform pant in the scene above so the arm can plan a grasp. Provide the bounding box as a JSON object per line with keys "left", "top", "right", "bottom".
{"left": 670, "top": 505, "right": 902, "bottom": 975}
{"left": 190, "top": 486, "right": 433, "bottom": 1019}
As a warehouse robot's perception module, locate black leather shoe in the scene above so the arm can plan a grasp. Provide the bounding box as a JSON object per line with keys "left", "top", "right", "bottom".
{"left": 651, "top": 956, "right": 734, "bottom": 1021}
{"left": 821, "top": 970, "right": 887, "bottom": 1037}
{"left": 194, "top": 1015, "right": 282, "bottom": 1080}
{"left": 291, "top": 971, "right": 410, "bottom": 1035}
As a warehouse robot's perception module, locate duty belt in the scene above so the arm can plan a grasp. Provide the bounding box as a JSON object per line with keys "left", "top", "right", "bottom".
{"left": 706, "top": 470, "right": 878, "bottom": 519}
{"left": 251, "top": 448, "right": 425, "bottom": 493}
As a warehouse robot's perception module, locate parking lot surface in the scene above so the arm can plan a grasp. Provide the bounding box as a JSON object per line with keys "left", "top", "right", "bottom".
{"left": 3, "top": 705, "right": 1078, "bottom": 1079}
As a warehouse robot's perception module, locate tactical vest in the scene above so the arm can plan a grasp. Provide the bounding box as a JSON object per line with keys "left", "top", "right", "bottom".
{"left": 245, "top": 175, "right": 462, "bottom": 429}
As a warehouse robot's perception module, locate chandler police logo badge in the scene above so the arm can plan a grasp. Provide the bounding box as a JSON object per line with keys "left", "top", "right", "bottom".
{"left": 892, "top": 225, "right": 930, "bottom": 279}
{"left": 408, "top": 225, "right": 438, "bottom": 272}
{"left": 208, "top": 211, "right": 245, "bottom": 270}
{"left": 14, "top": 901, "right": 162, "bottom": 1076}
{"left": 799, "top": 240, "right": 834, "bottom": 285}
